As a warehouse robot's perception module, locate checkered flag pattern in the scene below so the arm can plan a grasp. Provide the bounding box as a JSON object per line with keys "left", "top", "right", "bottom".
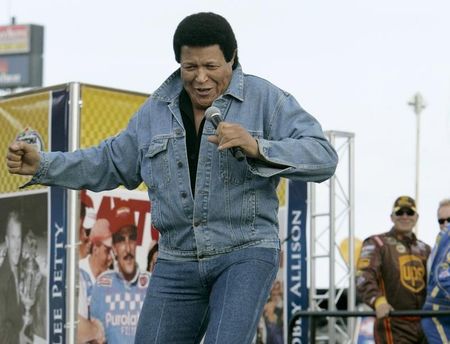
{"left": 105, "top": 292, "right": 144, "bottom": 312}
{"left": 80, "top": 85, "right": 148, "bottom": 192}
{"left": 0, "top": 92, "right": 50, "bottom": 193}
{"left": 277, "top": 178, "right": 287, "bottom": 207}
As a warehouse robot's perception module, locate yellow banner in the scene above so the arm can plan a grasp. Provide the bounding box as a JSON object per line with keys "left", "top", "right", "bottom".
{"left": 0, "top": 92, "right": 49, "bottom": 193}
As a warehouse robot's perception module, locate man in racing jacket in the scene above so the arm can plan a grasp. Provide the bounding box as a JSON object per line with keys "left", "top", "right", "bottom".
{"left": 90, "top": 206, "right": 151, "bottom": 344}
{"left": 421, "top": 199, "right": 450, "bottom": 343}
{"left": 356, "top": 196, "right": 431, "bottom": 344}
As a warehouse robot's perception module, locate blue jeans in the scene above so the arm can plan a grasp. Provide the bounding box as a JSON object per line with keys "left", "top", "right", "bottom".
{"left": 135, "top": 247, "right": 279, "bottom": 344}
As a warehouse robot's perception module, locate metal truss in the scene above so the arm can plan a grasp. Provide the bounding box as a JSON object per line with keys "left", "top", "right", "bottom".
{"left": 308, "top": 131, "right": 355, "bottom": 343}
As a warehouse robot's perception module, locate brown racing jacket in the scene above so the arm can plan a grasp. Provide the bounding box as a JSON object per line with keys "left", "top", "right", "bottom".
{"left": 356, "top": 228, "right": 431, "bottom": 311}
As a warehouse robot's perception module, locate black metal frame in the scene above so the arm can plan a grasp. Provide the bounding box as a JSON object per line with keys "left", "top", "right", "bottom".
{"left": 288, "top": 310, "right": 450, "bottom": 343}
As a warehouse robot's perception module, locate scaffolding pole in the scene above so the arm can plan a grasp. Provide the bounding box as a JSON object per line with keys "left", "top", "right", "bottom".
{"left": 308, "top": 131, "right": 355, "bottom": 343}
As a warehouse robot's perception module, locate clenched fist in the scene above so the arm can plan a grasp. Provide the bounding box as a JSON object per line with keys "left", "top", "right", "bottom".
{"left": 375, "top": 301, "right": 393, "bottom": 319}
{"left": 6, "top": 141, "right": 41, "bottom": 176}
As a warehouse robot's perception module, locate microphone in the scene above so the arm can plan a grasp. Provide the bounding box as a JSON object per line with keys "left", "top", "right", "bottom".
{"left": 205, "top": 106, "right": 245, "bottom": 161}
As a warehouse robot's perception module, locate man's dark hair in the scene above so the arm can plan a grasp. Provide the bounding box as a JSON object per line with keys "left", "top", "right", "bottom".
{"left": 112, "top": 225, "right": 137, "bottom": 244}
{"left": 173, "top": 12, "right": 238, "bottom": 69}
{"left": 146, "top": 243, "right": 159, "bottom": 271}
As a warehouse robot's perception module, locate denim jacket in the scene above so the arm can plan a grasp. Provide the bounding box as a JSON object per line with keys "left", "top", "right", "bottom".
{"left": 32, "top": 65, "right": 338, "bottom": 260}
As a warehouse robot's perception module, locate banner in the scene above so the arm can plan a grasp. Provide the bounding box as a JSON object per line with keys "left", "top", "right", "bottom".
{"left": 253, "top": 179, "right": 308, "bottom": 344}
{"left": 48, "top": 89, "right": 70, "bottom": 344}
{"left": 0, "top": 87, "right": 70, "bottom": 343}
{"left": 0, "top": 84, "right": 147, "bottom": 343}
{"left": 286, "top": 180, "right": 309, "bottom": 343}
{"left": 76, "top": 85, "right": 150, "bottom": 343}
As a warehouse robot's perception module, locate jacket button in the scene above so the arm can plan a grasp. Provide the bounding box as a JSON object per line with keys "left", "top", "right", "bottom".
{"left": 177, "top": 161, "right": 183, "bottom": 168}
{"left": 193, "top": 220, "right": 201, "bottom": 227}
{"left": 181, "top": 191, "right": 187, "bottom": 198}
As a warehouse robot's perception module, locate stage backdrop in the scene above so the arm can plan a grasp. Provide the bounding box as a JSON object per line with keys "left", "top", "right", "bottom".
{"left": 0, "top": 86, "right": 69, "bottom": 344}
{"left": 0, "top": 83, "right": 309, "bottom": 343}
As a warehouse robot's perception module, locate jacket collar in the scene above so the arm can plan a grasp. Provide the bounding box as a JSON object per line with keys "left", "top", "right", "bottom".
{"left": 389, "top": 227, "right": 417, "bottom": 244}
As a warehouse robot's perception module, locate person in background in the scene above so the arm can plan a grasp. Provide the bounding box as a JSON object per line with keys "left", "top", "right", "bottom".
{"left": 0, "top": 211, "right": 23, "bottom": 344}
{"left": 263, "top": 280, "right": 283, "bottom": 344}
{"left": 76, "top": 282, "right": 105, "bottom": 344}
{"left": 146, "top": 242, "right": 159, "bottom": 273}
{"left": 77, "top": 218, "right": 113, "bottom": 343}
{"left": 90, "top": 206, "right": 150, "bottom": 343}
{"left": 356, "top": 196, "right": 430, "bottom": 343}
{"left": 31, "top": 235, "right": 47, "bottom": 341}
{"left": 6, "top": 12, "right": 337, "bottom": 343}
{"left": 437, "top": 198, "right": 450, "bottom": 231}
{"left": 18, "top": 230, "right": 45, "bottom": 343}
{"left": 0, "top": 241, "right": 6, "bottom": 267}
{"left": 421, "top": 198, "right": 450, "bottom": 343}
{"left": 79, "top": 191, "right": 95, "bottom": 260}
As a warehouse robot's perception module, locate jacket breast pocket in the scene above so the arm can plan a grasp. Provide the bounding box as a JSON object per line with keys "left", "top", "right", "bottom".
{"left": 218, "top": 130, "right": 261, "bottom": 185}
{"left": 144, "top": 138, "right": 171, "bottom": 188}
{"left": 219, "top": 150, "right": 250, "bottom": 185}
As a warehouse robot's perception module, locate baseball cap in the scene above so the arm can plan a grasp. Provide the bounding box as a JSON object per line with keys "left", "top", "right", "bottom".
{"left": 83, "top": 206, "right": 97, "bottom": 229}
{"left": 392, "top": 196, "right": 417, "bottom": 213}
{"left": 109, "top": 206, "right": 136, "bottom": 234}
{"left": 80, "top": 190, "right": 94, "bottom": 208}
{"left": 89, "top": 219, "right": 112, "bottom": 247}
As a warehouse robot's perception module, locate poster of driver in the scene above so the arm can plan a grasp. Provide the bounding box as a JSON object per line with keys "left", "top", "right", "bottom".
{"left": 77, "top": 189, "right": 287, "bottom": 344}
{"left": 0, "top": 192, "right": 48, "bottom": 344}
{"left": 76, "top": 179, "right": 292, "bottom": 344}
{"left": 76, "top": 189, "right": 158, "bottom": 344}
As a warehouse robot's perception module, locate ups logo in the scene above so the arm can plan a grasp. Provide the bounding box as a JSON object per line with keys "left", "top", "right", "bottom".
{"left": 399, "top": 255, "right": 425, "bottom": 293}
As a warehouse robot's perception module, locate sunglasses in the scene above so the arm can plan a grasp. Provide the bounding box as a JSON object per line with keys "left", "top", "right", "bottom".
{"left": 438, "top": 217, "right": 450, "bottom": 225}
{"left": 395, "top": 209, "right": 415, "bottom": 217}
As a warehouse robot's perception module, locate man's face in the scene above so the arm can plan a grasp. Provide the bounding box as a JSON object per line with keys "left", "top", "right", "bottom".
{"left": 391, "top": 207, "right": 418, "bottom": 233}
{"left": 92, "top": 243, "right": 113, "bottom": 272}
{"left": 438, "top": 205, "right": 450, "bottom": 231}
{"left": 113, "top": 226, "right": 137, "bottom": 281}
{"left": 180, "top": 44, "right": 234, "bottom": 111}
{"left": 5, "top": 217, "right": 22, "bottom": 267}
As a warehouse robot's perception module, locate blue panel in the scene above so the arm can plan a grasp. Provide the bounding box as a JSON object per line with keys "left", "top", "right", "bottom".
{"left": 286, "top": 180, "right": 309, "bottom": 343}
{"left": 48, "top": 89, "right": 69, "bottom": 344}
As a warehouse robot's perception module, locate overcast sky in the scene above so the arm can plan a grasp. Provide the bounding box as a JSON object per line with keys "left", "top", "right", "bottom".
{"left": 1, "top": 0, "right": 449, "bottom": 248}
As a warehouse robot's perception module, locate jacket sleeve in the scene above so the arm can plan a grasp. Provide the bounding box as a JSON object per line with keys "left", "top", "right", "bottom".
{"left": 248, "top": 92, "right": 338, "bottom": 183}
{"left": 26, "top": 111, "right": 143, "bottom": 191}
{"left": 356, "top": 236, "right": 385, "bottom": 308}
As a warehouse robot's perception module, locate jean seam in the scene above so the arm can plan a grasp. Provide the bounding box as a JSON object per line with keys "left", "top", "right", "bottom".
{"left": 243, "top": 262, "right": 278, "bottom": 344}
{"left": 212, "top": 251, "right": 278, "bottom": 344}
{"left": 213, "top": 269, "right": 230, "bottom": 344}
{"left": 194, "top": 307, "right": 209, "bottom": 344}
{"left": 154, "top": 298, "right": 166, "bottom": 343}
